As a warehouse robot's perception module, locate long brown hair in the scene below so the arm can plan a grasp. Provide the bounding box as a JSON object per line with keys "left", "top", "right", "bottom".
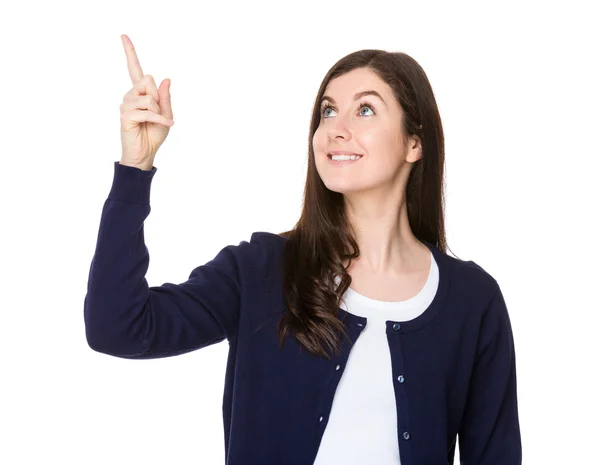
{"left": 276, "top": 49, "right": 456, "bottom": 360}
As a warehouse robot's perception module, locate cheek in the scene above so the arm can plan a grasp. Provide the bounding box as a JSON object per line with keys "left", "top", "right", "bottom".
{"left": 358, "top": 127, "right": 388, "bottom": 151}
{"left": 364, "top": 127, "right": 402, "bottom": 157}
{"left": 312, "top": 129, "right": 325, "bottom": 154}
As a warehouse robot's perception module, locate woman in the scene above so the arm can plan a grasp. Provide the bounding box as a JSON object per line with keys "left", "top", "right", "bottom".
{"left": 84, "top": 35, "right": 522, "bottom": 464}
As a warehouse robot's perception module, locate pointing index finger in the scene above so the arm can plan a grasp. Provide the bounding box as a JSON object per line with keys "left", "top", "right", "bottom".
{"left": 121, "top": 34, "right": 144, "bottom": 84}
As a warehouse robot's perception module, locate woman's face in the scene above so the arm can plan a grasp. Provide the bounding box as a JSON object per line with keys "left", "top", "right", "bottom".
{"left": 313, "top": 67, "right": 421, "bottom": 196}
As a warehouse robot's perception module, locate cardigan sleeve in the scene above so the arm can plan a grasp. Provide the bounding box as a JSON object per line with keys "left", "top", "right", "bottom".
{"left": 83, "top": 161, "right": 253, "bottom": 359}
{"left": 458, "top": 284, "right": 522, "bottom": 464}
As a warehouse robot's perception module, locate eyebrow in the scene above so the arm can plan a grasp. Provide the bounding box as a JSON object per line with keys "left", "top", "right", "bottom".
{"left": 320, "top": 90, "right": 387, "bottom": 108}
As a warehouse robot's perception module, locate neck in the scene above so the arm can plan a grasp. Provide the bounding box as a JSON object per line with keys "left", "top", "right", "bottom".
{"left": 343, "top": 187, "right": 427, "bottom": 275}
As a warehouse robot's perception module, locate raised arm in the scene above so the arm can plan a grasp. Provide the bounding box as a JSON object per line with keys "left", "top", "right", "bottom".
{"left": 83, "top": 161, "right": 256, "bottom": 359}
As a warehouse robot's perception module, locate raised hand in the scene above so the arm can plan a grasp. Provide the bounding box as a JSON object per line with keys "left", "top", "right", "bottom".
{"left": 119, "top": 34, "right": 174, "bottom": 170}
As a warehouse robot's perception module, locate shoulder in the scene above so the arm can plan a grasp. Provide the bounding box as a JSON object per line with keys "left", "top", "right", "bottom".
{"left": 217, "top": 231, "right": 287, "bottom": 282}
{"left": 249, "top": 230, "right": 288, "bottom": 246}
{"left": 440, "top": 251, "right": 501, "bottom": 305}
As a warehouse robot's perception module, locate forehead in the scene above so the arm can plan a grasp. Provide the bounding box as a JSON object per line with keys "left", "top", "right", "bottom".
{"left": 323, "top": 68, "right": 391, "bottom": 99}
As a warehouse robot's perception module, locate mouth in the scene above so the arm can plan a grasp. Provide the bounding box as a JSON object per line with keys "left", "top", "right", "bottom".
{"left": 327, "top": 153, "right": 364, "bottom": 164}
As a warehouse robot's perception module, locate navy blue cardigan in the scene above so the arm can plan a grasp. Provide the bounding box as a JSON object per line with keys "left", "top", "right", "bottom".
{"left": 84, "top": 161, "right": 522, "bottom": 464}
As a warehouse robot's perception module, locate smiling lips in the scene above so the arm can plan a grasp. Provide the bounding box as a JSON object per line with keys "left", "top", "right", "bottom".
{"left": 327, "top": 152, "right": 363, "bottom": 164}
{"left": 328, "top": 150, "right": 362, "bottom": 156}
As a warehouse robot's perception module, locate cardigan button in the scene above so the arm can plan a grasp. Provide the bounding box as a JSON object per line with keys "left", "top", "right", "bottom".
{"left": 397, "top": 375, "right": 405, "bottom": 383}
{"left": 335, "top": 364, "right": 341, "bottom": 371}
{"left": 392, "top": 323, "right": 401, "bottom": 331}
{"left": 403, "top": 431, "right": 411, "bottom": 440}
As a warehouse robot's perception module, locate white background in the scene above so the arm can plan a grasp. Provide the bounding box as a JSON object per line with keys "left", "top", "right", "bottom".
{"left": 1, "top": 0, "right": 598, "bottom": 463}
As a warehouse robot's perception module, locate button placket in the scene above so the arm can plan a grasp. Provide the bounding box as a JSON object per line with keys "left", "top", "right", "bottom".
{"left": 317, "top": 357, "right": 347, "bottom": 429}
{"left": 389, "top": 321, "right": 411, "bottom": 450}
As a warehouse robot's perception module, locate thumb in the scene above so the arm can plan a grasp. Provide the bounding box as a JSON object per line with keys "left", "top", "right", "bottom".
{"left": 158, "top": 78, "right": 173, "bottom": 120}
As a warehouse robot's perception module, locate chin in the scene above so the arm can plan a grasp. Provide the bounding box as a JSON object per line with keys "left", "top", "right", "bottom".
{"left": 320, "top": 179, "right": 362, "bottom": 195}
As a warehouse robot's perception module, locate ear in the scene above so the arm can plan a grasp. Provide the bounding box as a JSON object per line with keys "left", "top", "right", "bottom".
{"left": 406, "top": 135, "right": 423, "bottom": 163}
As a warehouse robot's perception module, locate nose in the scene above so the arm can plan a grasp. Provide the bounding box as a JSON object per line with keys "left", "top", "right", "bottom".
{"left": 327, "top": 113, "right": 352, "bottom": 140}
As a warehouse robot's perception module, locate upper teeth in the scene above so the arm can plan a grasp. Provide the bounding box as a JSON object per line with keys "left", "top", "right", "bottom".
{"left": 331, "top": 154, "right": 361, "bottom": 160}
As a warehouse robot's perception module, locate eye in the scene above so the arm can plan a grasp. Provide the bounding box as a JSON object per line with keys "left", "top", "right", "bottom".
{"left": 320, "top": 101, "right": 376, "bottom": 119}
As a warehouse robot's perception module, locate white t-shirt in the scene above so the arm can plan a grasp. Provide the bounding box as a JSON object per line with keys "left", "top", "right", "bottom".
{"left": 313, "top": 249, "right": 439, "bottom": 465}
